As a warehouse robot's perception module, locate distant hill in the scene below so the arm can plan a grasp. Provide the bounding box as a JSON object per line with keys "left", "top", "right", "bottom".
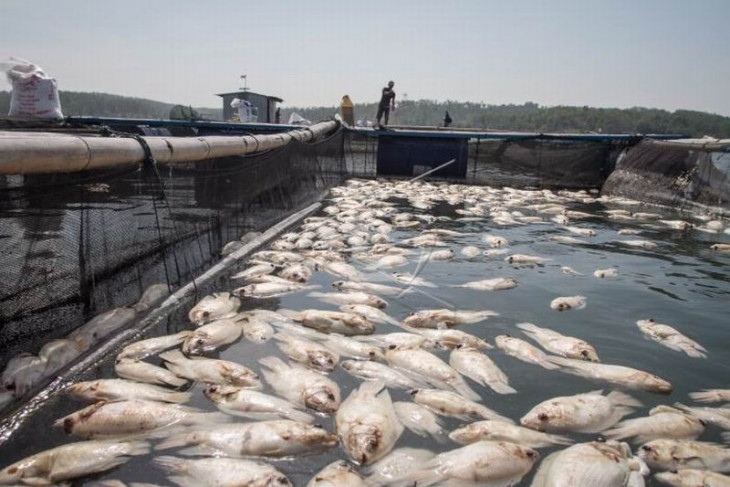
{"left": 0, "top": 90, "right": 221, "bottom": 120}
{"left": 2, "top": 90, "right": 729, "bottom": 137}
{"left": 283, "top": 100, "right": 730, "bottom": 138}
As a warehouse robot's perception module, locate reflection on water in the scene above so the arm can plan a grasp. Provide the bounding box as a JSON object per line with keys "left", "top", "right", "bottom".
{"left": 0, "top": 182, "right": 729, "bottom": 486}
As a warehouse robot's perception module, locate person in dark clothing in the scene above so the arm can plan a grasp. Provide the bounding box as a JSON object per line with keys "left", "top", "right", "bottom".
{"left": 275, "top": 107, "right": 281, "bottom": 124}
{"left": 376, "top": 81, "right": 396, "bottom": 128}
{"left": 444, "top": 110, "right": 452, "bottom": 127}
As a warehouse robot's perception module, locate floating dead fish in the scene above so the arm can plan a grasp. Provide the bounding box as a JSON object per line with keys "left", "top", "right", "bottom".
{"left": 415, "top": 329, "right": 492, "bottom": 351}
{"left": 259, "top": 356, "right": 341, "bottom": 413}
{"left": 550, "top": 235, "right": 585, "bottom": 244}
{"left": 336, "top": 381, "right": 403, "bottom": 465}
{"left": 363, "top": 448, "right": 436, "bottom": 486}
{"left": 565, "top": 226, "right": 597, "bottom": 237}
{"left": 307, "top": 460, "right": 366, "bottom": 487}
{"left": 639, "top": 439, "right": 730, "bottom": 472}
{"left": 450, "top": 420, "right": 571, "bottom": 448}
{"left": 0, "top": 440, "right": 149, "bottom": 485}
{"left": 551, "top": 295, "right": 587, "bottom": 311}
{"left": 604, "top": 405, "right": 705, "bottom": 443}
{"left": 460, "top": 246, "right": 482, "bottom": 258}
{"left": 521, "top": 390, "right": 641, "bottom": 434}
{"left": 133, "top": 283, "right": 170, "bottom": 313}
{"left": 483, "top": 234, "right": 509, "bottom": 247}
{"left": 282, "top": 309, "right": 375, "bottom": 335}
{"left": 517, "top": 322, "right": 599, "bottom": 361}
{"left": 274, "top": 333, "right": 339, "bottom": 373}
{"left": 505, "top": 253, "right": 550, "bottom": 265}
{"left": 391, "top": 272, "right": 437, "bottom": 288}
{"left": 654, "top": 469, "right": 730, "bottom": 487}
{"left": 234, "top": 282, "right": 318, "bottom": 299}
{"left": 117, "top": 331, "right": 192, "bottom": 360}
{"left": 449, "top": 346, "right": 515, "bottom": 394}
{"left": 188, "top": 293, "right": 239, "bottom": 325}
{"left": 339, "top": 304, "right": 400, "bottom": 327}
{"left": 114, "top": 358, "right": 188, "bottom": 388}
{"left": 403, "top": 309, "right": 498, "bottom": 329}
{"left": 308, "top": 291, "right": 388, "bottom": 309}
{"left": 159, "top": 350, "right": 260, "bottom": 388}
{"left": 394, "top": 401, "right": 446, "bottom": 443}
{"left": 561, "top": 266, "right": 582, "bottom": 275}
{"left": 711, "top": 243, "right": 730, "bottom": 252}
{"left": 332, "top": 280, "right": 402, "bottom": 295}
{"left": 410, "top": 388, "right": 512, "bottom": 423}
{"left": 689, "top": 388, "right": 730, "bottom": 403}
{"left": 451, "top": 277, "right": 517, "bottom": 291}
{"left": 495, "top": 335, "right": 560, "bottom": 369}
{"left": 386, "top": 349, "right": 480, "bottom": 400}
{"left": 618, "top": 239, "right": 658, "bottom": 249}
{"left": 204, "top": 384, "right": 314, "bottom": 423}
{"left": 67, "top": 379, "right": 191, "bottom": 404}
{"left": 594, "top": 267, "right": 619, "bottom": 278}
{"left": 548, "top": 357, "right": 673, "bottom": 393}
{"left": 636, "top": 319, "right": 707, "bottom": 358}
{"left": 182, "top": 318, "right": 243, "bottom": 355}
{"left": 153, "top": 456, "right": 291, "bottom": 487}
{"left": 340, "top": 360, "right": 425, "bottom": 390}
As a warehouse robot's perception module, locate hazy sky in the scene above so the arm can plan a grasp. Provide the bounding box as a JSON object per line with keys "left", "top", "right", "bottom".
{"left": 2, "top": 0, "right": 729, "bottom": 115}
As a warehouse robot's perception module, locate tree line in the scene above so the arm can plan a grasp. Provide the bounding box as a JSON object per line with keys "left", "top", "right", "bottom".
{"left": 2, "top": 91, "right": 729, "bottom": 137}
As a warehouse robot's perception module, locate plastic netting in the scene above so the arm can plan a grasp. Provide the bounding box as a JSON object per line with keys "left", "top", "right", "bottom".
{"left": 602, "top": 139, "right": 730, "bottom": 211}
{"left": 345, "top": 131, "right": 624, "bottom": 188}
{"left": 0, "top": 127, "right": 345, "bottom": 369}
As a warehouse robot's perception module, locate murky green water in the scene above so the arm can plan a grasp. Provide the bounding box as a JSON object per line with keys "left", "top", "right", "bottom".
{"left": 1, "top": 182, "right": 729, "bottom": 486}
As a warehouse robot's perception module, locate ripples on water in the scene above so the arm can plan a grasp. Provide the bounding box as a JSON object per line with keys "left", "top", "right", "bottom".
{"left": 2, "top": 181, "right": 729, "bottom": 486}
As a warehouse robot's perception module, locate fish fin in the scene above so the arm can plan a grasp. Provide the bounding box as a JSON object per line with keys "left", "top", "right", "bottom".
{"left": 124, "top": 440, "right": 152, "bottom": 456}
{"left": 153, "top": 456, "right": 188, "bottom": 473}
{"left": 450, "top": 378, "right": 481, "bottom": 401}
{"left": 158, "top": 350, "right": 185, "bottom": 364}
{"left": 489, "top": 382, "right": 518, "bottom": 395}
{"left": 603, "top": 418, "right": 639, "bottom": 440}
{"left": 474, "top": 404, "right": 515, "bottom": 424}
{"left": 607, "top": 390, "right": 642, "bottom": 408}
{"left": 689, "top": 390, "right": 725, "bottom": 403}
{"left": 155, "top": 432, "right": 191, "bottom": 451}
{"left": 259, "top": 355, "right": 288, "bottom": 372}
{"left": 546, "top": 433, "right": 574, "bottom": 446}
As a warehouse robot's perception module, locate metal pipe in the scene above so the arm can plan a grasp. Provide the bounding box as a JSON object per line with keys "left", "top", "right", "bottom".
{"left": 0, "top": 120, "right": 338, "bottom": 175}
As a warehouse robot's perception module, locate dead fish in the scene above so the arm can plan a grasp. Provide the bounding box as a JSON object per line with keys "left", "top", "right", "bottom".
{"left": 410, "top": 388, "right": 512, "bottom": 423}
{"left": 405, "top": 440, "right": 538, "bottom": 486}
{"left": 363, "top": 447, "right": 436, "bottom": 486}
{"left": 461, "top": 246, "right": 482, "bottom": 258}
{"left": 315, "top": 261, "right": 365, "bottom": 280}
{"left": 0, "top": 440, "right": 149, "bottom": 485}
{"left": 234, "top": 282, "right": 318, "bottom": 299}
{"left": 188, "top": 293, "right": 240, "bottom": 325}
{"left": 689, "top": 388, "right": 730, "bottom": 403}
{"left": 308, "top": 291, "right": 388, "bottom": 309}
{"left": 386, "top": 348, "right": 480, "bottom": 400}
{"left": 279, "top": 264, "right": 312, "bottom": 283}
{"left": 394, "top": 401, "right": 447, "bottom": 443}
{"left": 639, "top": 439, "right": 730, "bottom": 472}
{"left": 618, "top": 239, "right": 658, "bottom": 249}
{"left": 55, "top": 400, "right": 228, "bottom": 439}
{"left": 711, "top": 243, "right": 730, "bottom": 252}
{"left": 561, "top": 266, "right": 583, "bottom": 275}
{"left": 549, "top": 356, "right": 673, "bottom": 394}
{"left": 341, "top": 360, "right": 425, "bottom": 390}
{"left": 159, "top": 350, "right": 261, "bottom": 388}
{"left": 415, "top": 329, "right": 492, "bottom": 350}
{"left": 133, "top": 283, "right": 170, "bottom": 312}
{"left": 39, "top": 339, "right": 85, "bottom": 375}
{"left": 618, "top": 228, "right": 642, "bottom": 235}
{"left": 336, "top": 381, "right": 403, "bottom": 465}
{"left": 69, "top": 307, "right": 137, "bottom": 345}
{"left": 204, "top": 384, "right": 314, "bottom": 423}
{"left": 530, "top": 440, "right": 646, "bottom": 487}
{"left": 449, "top": 346, "right": 515, "bottom": 394}
{"left": 505, "top": 254, "right": 550, "bottom": 265}
{"left": 521, "top": 390, "right": 641, "bottom": 434}
{"left": 332, "top": 280, "right": 403, "bottom": 295}
{"left": 156, "top": 420, "right": 336, "bottom": 458}
{"left": 594, "top": 268, "right": 619, "bottom": 278}
{"left": 418, "top": 249, "right": 454, "bottom": 262}
{"left": 654, "top": 469, "right": 730, "bottom": 487}
{"left": 403, "top": 309, "right": 498, "bottom": 329}
{"left": 117, "top": 331, "right": 192, "bottom": 360}
{"left": 259, "top": 356, "right": 341, "bottom": 413}
{"left": 114, "top": 358, "right": 188, "bottom": 388}
{"left": 231, "top": 262, "right": 277, "bottom": 280}
{"left": 320, "top": 334, "right": 385, "bottom": 361}
{"left": 391, "top": 272, "right": 437, "bottom": 288}
{"left": 451, "top": 277, "right": 517, "bottom": 291}
{"left": 371, "top": 255, "right": 409, "bottom": 269}
{"left": 340, "top": 304, "right": 400, "bottom": 327}
{"left": 307, "top": 460, "right": 366, "bottom": 487}
{"left": 66, "top": 379, "right": 191, "bottom": 404}
{"left": 604, "top": 405, "right": 705, "bottom": 443}
{"left": 673, "top": 403, "right": 730, "bottom": 430}
{"left": 182, "top": 318, "right": 243, "bottom": 355}
{"left": 483, "top": 248, "right": 509, "bottom": 257}
{"left": 483, "top": 234, "right": 509, "bottom": 247}
{"left": 660, "top": 219, "right": 693, "bottom": 231}
{"left": 495, "top": 335, "right": 560, "bottom": 369}
{"left": 551, "top": 295, "right": 587, "bottom": 311}
{"left": 450, "top": 420, "right": 571, "bottom": 448}
{"left": 636, "top": 319, "right": 707, "bottom": 358}
{"left": 153, "top": 456, "right": 291, "bottom": 487}
{"left": 517, "top": 322, "right": 599, "bottom": 361}
{"left": 565, "top": 226, "right": 597, "bottom": 237}
{"left": 550, "top": 235, "right": 585, "bottom": 244}
{"left": 274, "top": 333, "right": 339, "bottom": 372}
{"left": 283, "top": 309, "right": 375, "bottom": 335}
{"left": 251, "top": 250, "right": 305, "bottom": 265}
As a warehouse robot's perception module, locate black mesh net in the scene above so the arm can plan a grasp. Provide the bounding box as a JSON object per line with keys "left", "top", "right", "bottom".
{"left": 0, "top": 127, "right": 345, "bottom": 370}
{"left": 345, "top": 131, "right": 624, "bottom": 188}
{"left": 602, "top": 139, "right": 730, "bottom": 211}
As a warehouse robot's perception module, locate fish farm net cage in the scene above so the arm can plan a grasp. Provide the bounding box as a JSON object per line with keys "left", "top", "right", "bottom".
{"left": 345, "top": 130, "right": 625, "bottom": 189}
{"left": 0, "top": 126, "right": 345, "bottom": 372}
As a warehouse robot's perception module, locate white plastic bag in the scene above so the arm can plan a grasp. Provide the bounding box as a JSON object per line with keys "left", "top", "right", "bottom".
{"left": 1, "top": 57, "right": 63, "bottom": 118}
{"left": 287, "top": 112, "right": 312, "bottom": 126}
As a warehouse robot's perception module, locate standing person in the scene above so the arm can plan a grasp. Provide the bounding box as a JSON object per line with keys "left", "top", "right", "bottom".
{"left": 444, "top": 111, "right": 452, "bottom": 127}
{"left": 376, "top": 80, "right": 396, "bottom": 129}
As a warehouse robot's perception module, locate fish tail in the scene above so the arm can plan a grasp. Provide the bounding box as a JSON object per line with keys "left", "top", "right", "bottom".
{"left": 122, "top": 440, "right": 152, "bottom": 457}
{"left": 490, "top": 382, "right": 518, "bottom": 395}
{"left": 475, "top": 405, "right": 515, "bottom": 424}
{"left": 153, "top": 456, "right": 188, "bottom": 474}
{"left": 607, "top": 390, "right": 643, "bottom": 408}
{"left": 156, "top": 432, "right": 192, "bottom": 450}
{"left": 546, "top": 433, "right": 574, "bottom": 446}
{"left": 450, "top": 378, "right": 481, "bottom": 401}
{"left": 259, "top": 355, "right": 287, "bottom": 372}
{"left": 516, "top": 322, "right": 541, "bottom": 336}
{"left": 603, "top": 419, "right": 639, "bottom": 441}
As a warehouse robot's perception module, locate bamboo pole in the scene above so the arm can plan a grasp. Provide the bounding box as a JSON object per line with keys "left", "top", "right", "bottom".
{"left": 0, "top": 120, "right": 338, "bottom": 175}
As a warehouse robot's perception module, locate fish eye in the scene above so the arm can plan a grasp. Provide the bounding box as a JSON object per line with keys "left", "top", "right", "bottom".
{"left": 640, "top": 445, "right": 652, "bottom": 451}
{"left": 538, "top": 413, "right": 548, "bottom": 421}
{"left": 327, "top": 393, "right": 336, "bottom": 401}
{"left": 526, "top": 450, "right": 535, "bottom": 458}
{"left": 409, "top": 389, "right": 419, "bottom": 395}
{"left": 387, "top": 344, "right": 396, "bottom": 350}
{"left": 580, "top": 350, "right": 589, "bottom": 357}
{"left": 368, "top": 351, "right": 376, "bottom": 357}
{"left": 202, "top": 311, "right": 210, "bottom": 317}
